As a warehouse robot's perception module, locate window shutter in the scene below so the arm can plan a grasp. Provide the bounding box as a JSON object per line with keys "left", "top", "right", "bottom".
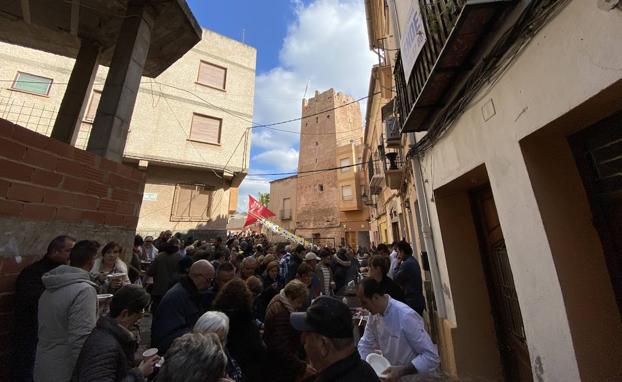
{"left": 85, "top": 91, "right": 101, "bottom": 121}
{"left": 198, "top": 62, "right": 227, "bottom": 90}
{"left": 189, "top": 187, "right": 211, "bottom": 219}
{"left": 342, "top": 185, "right": 353, "bottom": 200}
{"left": 173, "top": 185, "right": 193, "bottom": 219}
{"left": 191, "top": 114, "right": 221, "bottom": 144}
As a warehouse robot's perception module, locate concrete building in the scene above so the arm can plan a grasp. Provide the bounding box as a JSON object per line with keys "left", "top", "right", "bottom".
{"left": 0, "top": 29, "right": 256, "bottom": 238}
{"left": 268, "top": 89, "right": 370, "bottom": 248}
{"left": 365, "top": 0, "right": 622, "bottom": 380}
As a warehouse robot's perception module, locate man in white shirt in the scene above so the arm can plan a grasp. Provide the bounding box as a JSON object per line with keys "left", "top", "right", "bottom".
{"left": 388, "top": 242, "right": 399, "bottom": 279}
{"left": 143, "top": 236, "right": 159, "bottom": 261}
{"left": 357, "top": 277, "right": 440, "bottom": 380}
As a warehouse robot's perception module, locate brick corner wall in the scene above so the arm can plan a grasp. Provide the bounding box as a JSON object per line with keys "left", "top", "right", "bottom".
{"left": 0, "top": 118, "right": 146, "bottom": 379}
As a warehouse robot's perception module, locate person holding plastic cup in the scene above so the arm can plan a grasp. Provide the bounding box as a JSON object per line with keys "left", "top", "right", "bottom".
{"left": 72, "top": 285, "right": 157, "bottom": 381}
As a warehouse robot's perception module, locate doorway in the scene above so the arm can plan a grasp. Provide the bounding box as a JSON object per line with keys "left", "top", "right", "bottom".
{"left": 471, "top": 186, "right": 532, "bottom": 382}
{"left": 391, "top": 221, "right": 400, "bottom": 243}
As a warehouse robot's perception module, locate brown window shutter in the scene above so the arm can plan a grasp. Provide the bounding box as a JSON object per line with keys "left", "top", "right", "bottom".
{"left": 198, "top": 62, "right": 227, "bottom": 90}
{"left": 190, "top": 114, "right": 221, "bottom": 144}
{"left": 189, "top": 187, "right": 212, "bottom": 220}
{"left": 172, "top": 185, "right": 194, "bottom": 220}
{"left": 85, "top": 91, "right": 101, "bottom": 121}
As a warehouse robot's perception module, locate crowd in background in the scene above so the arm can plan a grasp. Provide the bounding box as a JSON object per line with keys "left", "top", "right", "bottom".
{"left": 10, "top": 229, "right": 439, "bottom": 382}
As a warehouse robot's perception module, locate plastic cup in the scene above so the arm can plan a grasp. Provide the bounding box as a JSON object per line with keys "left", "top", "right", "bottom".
{"left": 142, "top": 348, "right": 158, "bottom": 359}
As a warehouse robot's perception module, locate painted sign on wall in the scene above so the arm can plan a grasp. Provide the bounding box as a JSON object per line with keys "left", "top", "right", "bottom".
{"left": 143, "top": 192, "right": 158, "bottom": 201}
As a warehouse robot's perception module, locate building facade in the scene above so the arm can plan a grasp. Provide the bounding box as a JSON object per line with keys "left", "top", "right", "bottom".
{"left": 0, "top": 29, "right": 256, "bottom": 238}
{"left": 364, "top": 0, "right": 622, "bottom": 381}
{"left": 268, "top": 89, "right": 370, "bottom": 248}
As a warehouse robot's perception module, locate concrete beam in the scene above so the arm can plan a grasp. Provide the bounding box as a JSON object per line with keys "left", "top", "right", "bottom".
{"left": 86, "top": 1, "right": 156, "bottom": 162}
{"left": 20, "top": 0, "right": 31, "bottom": 24}
{"left": 50, "top": 40, "right": 100, "bottom": 144}
{"left": 70, "top": 0, "right": 80, "bottom": 36}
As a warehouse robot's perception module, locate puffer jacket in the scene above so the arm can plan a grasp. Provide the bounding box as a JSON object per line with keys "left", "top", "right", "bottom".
{"left": 263, "top": 291, "right": 306, "bottom": 382}
{"left": 72, "top": 316, "right": 143, "bottom": 382}
{"left": 34, "top": 265, "right": 98, "bottom": 382}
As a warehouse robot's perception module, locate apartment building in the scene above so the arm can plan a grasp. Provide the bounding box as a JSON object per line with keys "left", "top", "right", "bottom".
{"left": 0, "top": 29, "right": 256, "bottom": 237}
{"left": 364, "top": 0, "right": 622, "bottom": 380}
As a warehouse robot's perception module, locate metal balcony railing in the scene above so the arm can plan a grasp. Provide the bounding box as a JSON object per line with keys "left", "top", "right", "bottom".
{"left": 280, "top": 209, "right": 292, "bottom": 220}
{"left": 394, "top": 0, "right": 511, "bottom": 133}
{"left": 367, "top": 155, "right": 384, "bottom": 193}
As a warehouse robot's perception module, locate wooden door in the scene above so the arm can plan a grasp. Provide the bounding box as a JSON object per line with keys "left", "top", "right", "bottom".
{"left": 472, "top": 186, "right": 532, "bottom": 382}
{"left": 569, "top": 112, "right": 622, "bottom": 317}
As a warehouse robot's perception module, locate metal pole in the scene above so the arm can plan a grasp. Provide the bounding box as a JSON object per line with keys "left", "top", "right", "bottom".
{"left": 408, "top": 132, "right": 447, "bottom": 318}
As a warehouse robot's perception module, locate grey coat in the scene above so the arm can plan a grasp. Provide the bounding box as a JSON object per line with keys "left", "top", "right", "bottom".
{"left": 34, "top": 265, "right": 98, "bottom": 382}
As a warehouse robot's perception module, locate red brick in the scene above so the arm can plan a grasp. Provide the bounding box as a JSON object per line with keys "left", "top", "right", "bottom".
{"left": 31, "top": 169, "right": 63, "bottom": 187}
{"left": 87, "top": 181, "right": 109, "bottom": 198}
{"left": 0, "top": 293, "right": 14, "bottom": 314}
{"left": 0, "top": 199, "right": 24, "bottom": 216}
{"left": 6, "top": 183, "right": 44, "bottom": 203}
{"left": 105, "top": 213, "right": 125, "bottom": 226}
{"left": 82, "top": 210, "right": 106, "bottom": 224}
{"left": 117, "top": 164, "right": 135, "bottom": 179}
{"left": 111, "top": 188, "right": 130, "bottom": 201}
{"left": 0, "top": 136, "right": 27, "bottom": 160}
{"left": 11, "top": 126, "right": 48, "bottom": 151}
{"left": 123, "top": 215, "right": 139, "bottom": 228}
{"left": 23, "top": 148, "right": 58, "bottom": 171}
{"left": 99, "top": 159, "right": 119, "bottom": 172}
{"left": 73, "top": 194, "right": 99, "bottom": 210}
{"left": 22, "top": 204, "right": 56, "bottom": 220}
{"left": 0, "top": 274, "right": 17, "bottom": 294}
{"left": 116, "top": 201, "right": 135, "bottom": 215}
{"left": 55, "top": 207, "right": 82, "bottom": 222}
{"left": 0, "top": 120, "right": 15, "bottom": 138}
{"left": 0, "top": 256, "right": 39, "bottom": 274}
{"left": 0, "top": 180, "right": 9, "bottom": 198}
{"left": 45, "top": 138, "right": 75, "bottom": 158}
{"left": 61, "top": 176, "right": 89, "bottom": 193}
{"left": 72, "top": 149, "right": 97, "bottom": 166}
{"left": 83, "top": 166, "right": 105, "bottom": 183}
{"left": 43, "top": 189, "right": 74, "bottom": 207}
{"left": 109, "top": 173, "right": 141, "bottom": 192}
{"left": 0, "top": 158, "right": 34, "bottom": 182}
{"left": 98, "top": 199, "right": 119, "bottom": 212}
{"left": 132, "top": 169, "right": 147, "bottom": 181}
{"left": 55, "top": 158, "right": 84, "bottom": 176}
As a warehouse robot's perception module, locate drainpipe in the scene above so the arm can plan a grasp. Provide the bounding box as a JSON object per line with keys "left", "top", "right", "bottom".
{"left": 408, "top": 132, "right": 447, "bottom": 318}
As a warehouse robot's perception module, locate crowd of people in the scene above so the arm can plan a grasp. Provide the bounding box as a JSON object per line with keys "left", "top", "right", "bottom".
{"left": 10, "top": 230, "right": 440, "bottom": 382}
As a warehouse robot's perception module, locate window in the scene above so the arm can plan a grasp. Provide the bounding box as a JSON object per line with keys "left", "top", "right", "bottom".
{"left": 340, "top": 158, "right": 352, "bottom": 172}
{"left": 341, "top": 185, "right": 353, "bottom": 201}
{"left": 318, "top": 184, "right": 324, "bottom": 192}
{"left": 190, "top": 114, "right": 222, "bottom": 145}
{"left": 197, "top": 61, "right": 227, "bottom": 90}
{"left": 11, "top": 72, "right": 53, "bottom": 96}
{"left": 84, "top": 90, "right": 101, "bottom": 122}
{"left": 171, "top": 184, "right": 213, "bottom": 221}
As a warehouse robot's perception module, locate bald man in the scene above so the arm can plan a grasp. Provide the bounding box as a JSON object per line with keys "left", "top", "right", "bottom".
{"left": 151, "top": 259, "right": 215, "bottom": 354}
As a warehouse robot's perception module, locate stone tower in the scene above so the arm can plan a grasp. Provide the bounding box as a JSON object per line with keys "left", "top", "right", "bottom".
{"left": 295, "top": 88, "right": 363, "bottom": 243}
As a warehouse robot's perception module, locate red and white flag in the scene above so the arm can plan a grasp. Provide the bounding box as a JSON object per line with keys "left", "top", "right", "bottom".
{"left": 244, "top": 195, "right": 275, "bottom": 226}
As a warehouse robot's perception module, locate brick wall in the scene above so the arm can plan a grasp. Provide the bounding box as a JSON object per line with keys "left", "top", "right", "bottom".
{"left": 0, "top": 118, "right": 146, "bottom": 379}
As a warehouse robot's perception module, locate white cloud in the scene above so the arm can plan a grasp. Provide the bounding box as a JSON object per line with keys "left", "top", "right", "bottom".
{"left": 252, "top": 0, "right": 376, "bottom": 150}
{"left": 252, "top": 148, "right": 299, "bottom": 172}
{"left": 237, "top": 177, "right": 271, "bottom": 212}
{"left": 239, "top": 0, "right": 375, "bottom": 211}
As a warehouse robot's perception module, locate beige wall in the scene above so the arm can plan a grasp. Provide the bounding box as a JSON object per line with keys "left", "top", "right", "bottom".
{"left": 416, "top": 2, "right": 622, "bottom": 380}
{"left": 0, "top": 29, "right": 256, "bottom": 236}
{"left": 137, "top": 165, "right": 231, "bottom": 236}
{"left": 268, "top": 175, "right": 298, "bottom": 233}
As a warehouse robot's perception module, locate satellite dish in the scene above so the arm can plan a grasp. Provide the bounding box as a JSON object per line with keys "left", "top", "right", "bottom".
{"left": 597, "top": 0, "right": 620, "bottom": 10}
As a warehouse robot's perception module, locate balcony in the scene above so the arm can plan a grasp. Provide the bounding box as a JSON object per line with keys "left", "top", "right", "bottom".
{"left": 367, "top": 155, "right": 384, "bottom": 194}
{"left": 280, "top": 209, "right": 292, "bottom": 220}
{"left": 384, "top": 149, "right": 404, "bottom": 190}
{"left": 394, "top": 0, "right": 512, "bottom": 133}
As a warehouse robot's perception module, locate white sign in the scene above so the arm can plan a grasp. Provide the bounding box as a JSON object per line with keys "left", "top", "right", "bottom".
{"left": 397, "top": 0, "right": 427, "bottom": 81}
{"left": 143, "top": 192, "right": 158, "bottom": 201}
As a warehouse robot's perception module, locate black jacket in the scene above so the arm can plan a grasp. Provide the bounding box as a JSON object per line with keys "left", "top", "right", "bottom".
{"left": 223, "top": 309, "right": 267, "bottom": 382}
{"left": 394, "top": 255, "right": 426, "bottom": 315}
{"left": 379, "top": 276, "right": 405, "bottom": 303}
{"left": 308, "top": 351, "right": 379, "bottom": 382}
{"left": 151, "top": 276, "right": 208, "bottom": 355}
{"left": 11, "top": 256, "right": 63, "bottom": 381}
{"left": 72, "top": 316, "right": 143, "bottom": 382}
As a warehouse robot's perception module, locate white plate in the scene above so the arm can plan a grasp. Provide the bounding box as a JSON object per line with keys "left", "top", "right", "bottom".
{"left": 106, "top": 273, "right": 126, "bottom": 279}
{"left": 366, "top": 353, "right": 391, "bottom": 377}
{"left": 97, "top": 294, "right": 113, "bottom": 300}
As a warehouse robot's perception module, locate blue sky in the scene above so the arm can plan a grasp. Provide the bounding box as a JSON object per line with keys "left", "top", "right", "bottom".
{"left": 187, "top": 0, "right": 376, "bottom": 211}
